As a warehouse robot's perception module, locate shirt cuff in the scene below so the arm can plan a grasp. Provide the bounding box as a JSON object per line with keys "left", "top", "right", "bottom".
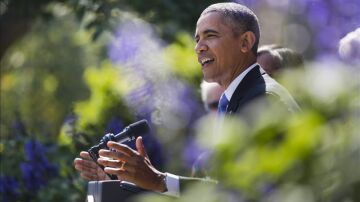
{"left": 161, "top": 172, "right": 180, "bottom": 197}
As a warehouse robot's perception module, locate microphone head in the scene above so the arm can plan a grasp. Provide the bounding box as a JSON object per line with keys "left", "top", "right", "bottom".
{"left": 128, "top": 119, "right": 150, "bottom": 138}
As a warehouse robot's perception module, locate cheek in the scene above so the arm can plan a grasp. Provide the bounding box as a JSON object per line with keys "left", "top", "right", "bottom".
{"left": 218, "top": 52, "right": 234, "bottom": 66}
{"left": 219, "top": 43, "right": 238, "bottom": 57}
{"left": 213, "top": 46, "right": 228, "bottom": 62}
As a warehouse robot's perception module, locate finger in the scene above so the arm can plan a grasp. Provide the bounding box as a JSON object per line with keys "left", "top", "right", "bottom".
{"left": 103, "top": 173, "right": 111, "bottom": 180}
{"left": 103, "top": 167, "right": 134, "bottom": 182}
{"left": 74, "top": 158, "right": 98, "bottom": 170}
{"left": 79, "top": 151, "right": 92, "bottom": 160}
{"left": 120, "top": 161, "right": 136, "bottom": 173}
{"left": 80, "top": 172, "right": 98, "bottom": 181}
{"left": 136, "top": 136, "right": 149, "bottom": 159}
{"left": 97, "top": 167, "right": 109, "bottom": 180}
{"left": 97, "top": 158, "right": 122, "bottom": 168}
{"left": 107, "top": 141, "right": 137, "bottom": 157}
{"left": 98, "top": 149, "right": 132, "bottom": 162}
{"left": 97, "top": 158, "right": 137, "bottom": 173}
{"left": 75, "top": 162, "right": 98, "bottom": 174}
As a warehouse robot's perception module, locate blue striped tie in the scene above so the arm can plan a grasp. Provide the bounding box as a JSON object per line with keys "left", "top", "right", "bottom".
{"left": 218, "top": 94, "right": 229, "bottom": 114}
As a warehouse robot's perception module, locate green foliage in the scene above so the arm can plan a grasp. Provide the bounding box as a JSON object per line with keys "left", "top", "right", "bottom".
{"left": 72, "top": 61, "right": 134, "bottom": 139}
{"left": 137, "top": 183, "right": 230, "bottom": 202}
{"left": 69, "top": 0, "right": 221, "bottom": 41}
{"left": 205, "top": 111, "right": 324, "bottom": 195}
{"left": 2, "top": 1, "right": 359, "bottom": 201}
{"left": 1, "top": 8, "right": 206, "bottom": 199}
{"left": 199, "top": 65, "right": 360, "bottom": 201}
{"left": 0, "top": 11, "right": 107, "bottom": 201}
{"left": 138, "top": 64, "right": 360, "bottom": 202}
{"left": 0, "top": 0, "right": 220, "bottom": 60}
{"left": 0, "top": 13, "right": 99, "bottom": 140}
{"left": 164, "top": 33, "right": 202, "bottom": 88}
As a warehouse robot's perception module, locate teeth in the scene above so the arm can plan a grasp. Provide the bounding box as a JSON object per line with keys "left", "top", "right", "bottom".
{"left": 200, "top": 58, "right": 213, "bottom": 65}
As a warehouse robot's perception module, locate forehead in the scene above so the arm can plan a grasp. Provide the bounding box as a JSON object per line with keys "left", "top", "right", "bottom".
{"left": 195, "top": 12, "right": 230, "bottom": 35}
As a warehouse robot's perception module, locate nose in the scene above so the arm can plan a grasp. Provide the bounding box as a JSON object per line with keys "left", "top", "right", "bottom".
{"left": 195, "top": 41, "right": 207, "bottom": 54}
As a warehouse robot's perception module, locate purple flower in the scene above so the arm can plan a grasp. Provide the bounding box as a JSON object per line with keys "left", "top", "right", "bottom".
{"left": 288, "top": 0, "right": 360, "bottom": 58}
{"left": 24, "top": 139, "right": 47, "bottom": 162}
{"left": 20, "top": 162, "right": 46, "bottom": 192}
{"left": 108, "top": 21, "right": 161, "bottom": 67}
{"left": 182, "top": 137, "right": 207, "bottom": 169}
{"left": 331, "top": 0, "right": 360, "bottom": 17}
{"left": 21, "top": 140, "right": 58, "bottom": 193}
{"left": 125, "top": 81, "right": 155, "bottom": 118}
{"left": 108, "top": 23, "right": 141, "bottom": 64}
{"left": 0, "top": 176, "right": 19, "bottom": 202}
{"left": 177, "top": 84, "right": 204, "bottom": 126}
{"left": 105, "top": 116, "right": 124, "bottom": 134}
{"left": 232, "top": 0, "right": 258, "bottom": 8}
{"left": 11, "top": 115, "right": 27, "bottom": 139}
{"left": 260, "top": 183, "right": 277, "bottom": 196}
{"left": 315, "top": 26, "right": 340, "bottom": 55}
{"left": 154, "top": 80, "right": 204, "bottom": 128}
{"left": 306, "top": 1, "right": 330, "bottom": 29}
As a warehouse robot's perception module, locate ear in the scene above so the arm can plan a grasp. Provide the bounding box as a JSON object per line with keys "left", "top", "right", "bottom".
{"left": 239, "top": 31, "right": 256, "bottom": 53}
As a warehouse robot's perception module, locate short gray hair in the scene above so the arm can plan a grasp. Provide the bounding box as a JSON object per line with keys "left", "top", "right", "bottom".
{"left": 201, "top": 3, "right": 260, "bottom": 55}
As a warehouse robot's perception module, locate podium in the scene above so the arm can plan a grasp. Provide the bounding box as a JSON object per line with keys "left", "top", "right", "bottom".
{"left": 87, "top": 180, "right": 147, "bottom": 202}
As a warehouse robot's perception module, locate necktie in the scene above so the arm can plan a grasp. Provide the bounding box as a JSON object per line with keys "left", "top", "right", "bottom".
{"left": 218, "top": 94, "right": 229, "bottom": 114}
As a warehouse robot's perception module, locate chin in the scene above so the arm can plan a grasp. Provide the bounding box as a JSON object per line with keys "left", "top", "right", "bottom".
{"left": 202, "top": 71, "right": 217, "bottom": 83}
{"left": 203, "top": 77, "right": 215, "bottom": 83}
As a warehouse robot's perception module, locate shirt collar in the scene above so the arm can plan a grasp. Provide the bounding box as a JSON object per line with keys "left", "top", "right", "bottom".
{"left": 223, "top": 63, "right": 258, "bottom": 101}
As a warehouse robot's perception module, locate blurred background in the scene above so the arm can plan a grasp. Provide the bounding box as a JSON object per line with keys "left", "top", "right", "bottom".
{"left": 0, "top": 0, "right": 359, "bottom": 201}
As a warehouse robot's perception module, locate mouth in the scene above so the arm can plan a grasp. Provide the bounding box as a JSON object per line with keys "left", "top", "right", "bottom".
{"left": 199, "top": 57, "right": 215, "bottom": 67}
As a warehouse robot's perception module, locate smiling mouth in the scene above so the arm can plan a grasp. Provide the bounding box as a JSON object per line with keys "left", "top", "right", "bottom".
{"left": 200, "top": 58, "right": 215, "bottom": 66}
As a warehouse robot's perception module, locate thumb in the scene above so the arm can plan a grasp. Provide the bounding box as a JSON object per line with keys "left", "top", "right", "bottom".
{"left": 136, "top": 136, "right": 149, "bottom": 159}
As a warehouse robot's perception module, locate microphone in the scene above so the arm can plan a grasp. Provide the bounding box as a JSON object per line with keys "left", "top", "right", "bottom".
{"left": 87, "top": 119, "right": 150, "bottom": 179}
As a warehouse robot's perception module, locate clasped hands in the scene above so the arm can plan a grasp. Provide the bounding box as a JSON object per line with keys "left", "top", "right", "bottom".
{"left": 74, "top": 137, "right": 167, "bottom": 192}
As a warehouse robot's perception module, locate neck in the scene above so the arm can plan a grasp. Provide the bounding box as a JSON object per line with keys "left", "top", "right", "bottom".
{"left": 220, "top": 58, "right": 256, "bottom": 89}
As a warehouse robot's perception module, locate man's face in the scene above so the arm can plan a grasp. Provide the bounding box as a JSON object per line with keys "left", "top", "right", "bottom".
{"left": 195, "top": 12, "right": 244, "bottom": 85}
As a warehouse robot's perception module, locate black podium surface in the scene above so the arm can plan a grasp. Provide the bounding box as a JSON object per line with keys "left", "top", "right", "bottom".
{"left": 87, "top": 180, "right": 148, "bottom": 202}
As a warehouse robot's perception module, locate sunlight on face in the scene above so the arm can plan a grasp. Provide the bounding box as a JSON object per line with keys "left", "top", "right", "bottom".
{"left": 195, "top": 12, "right": 244, "bottom": 86}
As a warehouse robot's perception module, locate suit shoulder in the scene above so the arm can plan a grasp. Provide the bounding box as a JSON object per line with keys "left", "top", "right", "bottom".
{"left": 262, "top": 74, "right": 300, "bottom": 112}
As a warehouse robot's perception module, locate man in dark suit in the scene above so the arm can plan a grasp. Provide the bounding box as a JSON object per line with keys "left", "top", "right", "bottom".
{"left": 74, "top": 2, "right": 298, "bottom": 197}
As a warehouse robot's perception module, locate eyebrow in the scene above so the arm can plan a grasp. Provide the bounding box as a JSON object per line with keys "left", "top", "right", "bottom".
{"left": 195, "top": 29, "right": 220, "bottom": 39}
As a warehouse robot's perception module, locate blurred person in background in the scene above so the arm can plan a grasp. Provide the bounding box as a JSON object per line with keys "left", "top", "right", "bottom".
{"left": 75, "top": 2, "right": 299, "bottom": 196}
{"left": 200, "top": 80, "right": 224, "bottom": 113}
{"left": 338, "top": 27, "right": 360, "bottom": 64}
{"left": 257, "top": 44, "right": 304, "bottom": 77}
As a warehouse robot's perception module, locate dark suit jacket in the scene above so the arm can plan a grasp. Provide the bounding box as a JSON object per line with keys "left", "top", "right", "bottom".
{"left": 226, "top": 65, "right": 299, "bottom": 115}
{"left": 179, "top": 65, "right": 299, "bottom": 192}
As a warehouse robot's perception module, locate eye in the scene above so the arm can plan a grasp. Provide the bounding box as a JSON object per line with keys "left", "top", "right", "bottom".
{"left": 195, "top": 36, "right": 200, "bottom": 43}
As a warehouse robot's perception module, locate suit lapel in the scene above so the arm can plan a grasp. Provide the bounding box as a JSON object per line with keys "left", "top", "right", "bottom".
{"left": 226, "top": 65, "right": 265, "bottom": 114}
